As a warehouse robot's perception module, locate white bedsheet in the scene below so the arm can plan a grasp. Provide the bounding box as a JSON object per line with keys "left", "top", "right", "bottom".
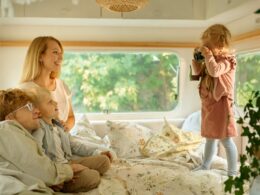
{"left": 0, "top": 115, "right": 250, "bottom": 195}
{"left": 80, "top": 157, "right": 230, "bottom": 195}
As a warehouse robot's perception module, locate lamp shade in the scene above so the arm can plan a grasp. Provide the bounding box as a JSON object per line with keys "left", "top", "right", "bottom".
{"left": 96, "top": 0, "right": 149, "bottom": 12}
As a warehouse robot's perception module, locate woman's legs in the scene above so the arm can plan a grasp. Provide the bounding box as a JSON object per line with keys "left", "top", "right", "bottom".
{"left": 220, "top": 137, "right": 238, "bottom": 176}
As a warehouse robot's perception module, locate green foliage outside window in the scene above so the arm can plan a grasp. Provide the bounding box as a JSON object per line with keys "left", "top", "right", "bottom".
{"left": 236, "top": 52, "right": 260, "bottom": 106}
{"left": 61, "top": 52, "right": 179, "bottom": 113}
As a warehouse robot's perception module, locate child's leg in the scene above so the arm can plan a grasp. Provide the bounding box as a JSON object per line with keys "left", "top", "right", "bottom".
{"left": 72, "top": 155, "right": 110, "bottom": 175}
{"left": 194, "top": 138, "right": 218, "bottom": 170}
{"left": 220, "top": 137, "right": 237, "bottom": 176}
{"left": 62, "top": 167, "right": 100, "bottom": 193}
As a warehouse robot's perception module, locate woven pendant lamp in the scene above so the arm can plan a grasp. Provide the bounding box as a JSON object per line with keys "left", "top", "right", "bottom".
{"left": 96, "top": 0, "right": 149, "bottom": 12}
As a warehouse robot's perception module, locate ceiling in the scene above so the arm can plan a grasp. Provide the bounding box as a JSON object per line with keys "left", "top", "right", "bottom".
{"left": 0, "top": 0, "right": 259, "bottom": 42}
{"left": 1, "top": 0, "right": 258, "bottom": 21}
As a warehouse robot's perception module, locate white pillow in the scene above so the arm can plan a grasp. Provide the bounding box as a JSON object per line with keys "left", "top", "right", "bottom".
{"left": 70, "top": 115, "right": 117, "bottom": 159}
{"left": 181, "top": 110, "right": 201, "bottom": 132}
{"left": 71, "top": 114, "right": 109, "bottom": 145}
{"left": 71, "top": 114, "right": 97, "bottom": 137}
{"left": 107, "top": 120, "right": 153, "bottom": 158}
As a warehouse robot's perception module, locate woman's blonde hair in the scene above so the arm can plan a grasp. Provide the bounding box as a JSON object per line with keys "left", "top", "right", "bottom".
{"left": 201, "top": 24, "right": 231, "bottom": 49}
{"left": 20, "top": 36, "right": 63, "bottom": 83}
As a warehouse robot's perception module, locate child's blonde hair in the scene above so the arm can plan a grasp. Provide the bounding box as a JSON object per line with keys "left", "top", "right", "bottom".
{"left": 0, "top": 89, "right": 32, "bottom": 121}
{"left": 201, "top": 24, "right": 231, "bottom": 49}
{"left": 25, "top": 87, "right": 51, "bottom": 106}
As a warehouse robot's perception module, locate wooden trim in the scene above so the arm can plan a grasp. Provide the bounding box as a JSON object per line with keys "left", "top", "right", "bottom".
{"left": 1, "top": 29, "right": 259, "bottom": 48}
{"left": 232, "top": 29, "right": 260, "bottom": 43}
{"left": 0, "top": 41, "right": 31, "bottom": 47}
{"left": 0, "top": 40, "right": 199, "bottom": 48}
{"left": 62, "top": 41, "right": 199, "bottom": 48}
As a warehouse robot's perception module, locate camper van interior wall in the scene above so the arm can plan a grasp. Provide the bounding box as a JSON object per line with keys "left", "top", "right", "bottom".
{"left": 96, "top": 0, "right": 149, "bottom": 12}
{"left": 12, "top": 0, "right": 39, "bottom": 4}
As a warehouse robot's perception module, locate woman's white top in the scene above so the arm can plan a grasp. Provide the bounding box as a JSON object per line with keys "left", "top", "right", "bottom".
{"left": 19, "top": 79, "right": 72, "bottom": 121}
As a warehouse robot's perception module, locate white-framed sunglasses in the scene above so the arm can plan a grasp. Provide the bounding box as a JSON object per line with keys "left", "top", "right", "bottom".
{"left": 8, "top": 102, "right": 34, "bottom": 116}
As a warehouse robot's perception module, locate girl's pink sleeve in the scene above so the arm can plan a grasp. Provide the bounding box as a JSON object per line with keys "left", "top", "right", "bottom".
{"left": 204, "top": 54, "right": 232, "bottom": 77}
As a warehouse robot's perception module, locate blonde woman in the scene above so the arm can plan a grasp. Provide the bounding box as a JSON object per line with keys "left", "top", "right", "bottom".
{"left": 19, "top": 36, "right": 75, "bottom": 131}
{"left": 191, "top": 24, "right": 238, "bottom": 176}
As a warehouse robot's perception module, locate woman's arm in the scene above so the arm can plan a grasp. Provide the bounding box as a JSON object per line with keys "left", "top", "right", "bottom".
{"left": 64, "top": 101, "right": 75, "bottom": 131}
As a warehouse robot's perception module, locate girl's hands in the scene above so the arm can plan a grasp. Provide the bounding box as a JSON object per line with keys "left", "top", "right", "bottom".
{"left": 191, "top": 59, "right": 203, "bottom": 75}
{"left": 200, "top": 46, "right": 212, "bottom": 57}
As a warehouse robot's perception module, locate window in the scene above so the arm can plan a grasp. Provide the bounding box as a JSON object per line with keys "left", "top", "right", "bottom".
{"left": 61, "top": 51, "right": 179, "bottom": 113}
{"left": 236, "top": 51, "right": 260, "bottom": 106}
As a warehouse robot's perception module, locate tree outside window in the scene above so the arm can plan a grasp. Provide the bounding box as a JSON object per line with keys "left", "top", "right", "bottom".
{"left": 61, "top": 52, "right": 179, "bottom": 113}
{"left": 236, "top": 51, "right": 260, "bottom": 106}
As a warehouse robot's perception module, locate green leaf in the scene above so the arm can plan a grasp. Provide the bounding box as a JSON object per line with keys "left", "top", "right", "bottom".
{"left": 237, "top": 117, "right": 243, "bottom": 124}
{"left": 224, "top": 177, "right": 234, "bottom": 193}
{"left": 256, "top": 96, "right": 260, "bottom": 107}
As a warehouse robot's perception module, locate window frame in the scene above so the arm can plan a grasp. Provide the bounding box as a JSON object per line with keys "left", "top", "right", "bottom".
{"left": 62, "top": 47, "right": 184, "bottom": 120}
{"left": 235, "top": 49, "right": 260, "bottom": 107}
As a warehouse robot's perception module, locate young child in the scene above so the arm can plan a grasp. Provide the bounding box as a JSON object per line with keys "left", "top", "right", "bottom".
{"left": 191, "top": 24, "right": 238, "bottom": 176}
{"left": 29, "top": 87, "right": 112, "bottom": 193}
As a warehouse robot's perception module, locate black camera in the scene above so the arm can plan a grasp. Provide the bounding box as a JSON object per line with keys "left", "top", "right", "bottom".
{"left": 194, "top": 51, "right": 204, "bottom": 62}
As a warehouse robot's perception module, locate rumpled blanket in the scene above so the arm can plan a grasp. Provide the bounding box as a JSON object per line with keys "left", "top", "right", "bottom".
{"left": 140, "top": 119, "right": 202, "bottom": 158}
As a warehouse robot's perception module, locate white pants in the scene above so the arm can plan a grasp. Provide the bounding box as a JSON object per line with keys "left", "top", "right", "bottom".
{"left": 199, "top": 137, "right": 238, "bottom": 176}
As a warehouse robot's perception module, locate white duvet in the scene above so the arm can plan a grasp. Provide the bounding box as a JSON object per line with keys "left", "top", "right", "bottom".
{"left": 73, "top": 119, "right": 246, "bottom": 195}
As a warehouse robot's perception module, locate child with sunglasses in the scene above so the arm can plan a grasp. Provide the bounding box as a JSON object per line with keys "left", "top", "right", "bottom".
{"left": 0, "top": 88, "right": 74, "bottom": 194}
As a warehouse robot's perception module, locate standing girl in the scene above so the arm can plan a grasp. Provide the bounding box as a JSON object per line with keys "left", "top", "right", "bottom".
{"left": 191, "top": 24, "right": 238, "bottom": 176}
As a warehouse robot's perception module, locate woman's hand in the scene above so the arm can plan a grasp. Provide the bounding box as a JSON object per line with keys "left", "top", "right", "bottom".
{"left": 101, "top": 151, "right": 113, "bottom": 162}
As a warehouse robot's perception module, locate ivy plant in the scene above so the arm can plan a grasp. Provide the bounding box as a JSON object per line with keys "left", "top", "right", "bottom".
{"left": 224, "top": 90, "right": 260, "bottom": 195}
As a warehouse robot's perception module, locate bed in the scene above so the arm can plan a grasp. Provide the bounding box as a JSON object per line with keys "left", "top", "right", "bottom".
{"left": 69, "top": 112, "right": 249, "bottom": 195}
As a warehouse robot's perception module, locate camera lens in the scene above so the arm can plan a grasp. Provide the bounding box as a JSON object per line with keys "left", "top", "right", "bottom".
{"left": 194, "top": 52, "right": 204, "bottom": 61}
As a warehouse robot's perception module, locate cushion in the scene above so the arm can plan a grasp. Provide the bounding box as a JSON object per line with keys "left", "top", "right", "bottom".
{"left": 181, "top": 110, "right": 201, "bottom": 132}
{"left": 70, "top": 115, "right": 117, "bottom": 159}
{"left": 71, "top": 114, "right": 97, "bottom": 137}
{"left": 107, "top": 120, "right": 153, "bottom": 158}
